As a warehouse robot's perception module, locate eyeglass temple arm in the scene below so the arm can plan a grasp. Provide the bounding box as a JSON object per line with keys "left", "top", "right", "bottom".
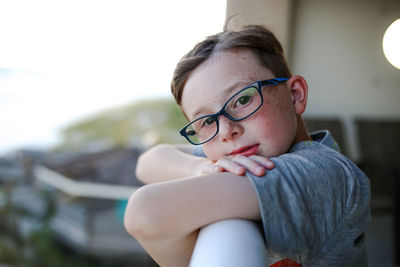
{"left": 260, "top": 77, "right": 289, "bottom": 86}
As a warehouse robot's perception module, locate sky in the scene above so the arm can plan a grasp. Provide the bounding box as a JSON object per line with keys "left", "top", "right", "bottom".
{"left": 0, "top": 0, "right": 226, "bottom": 154}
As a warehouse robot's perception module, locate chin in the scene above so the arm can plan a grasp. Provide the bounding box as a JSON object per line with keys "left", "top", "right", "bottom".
{"left": 258, "top": 147, "right": 283, "bottom": 158}
{"left": 203, "top": 151, "right": 220, "bottom": 162}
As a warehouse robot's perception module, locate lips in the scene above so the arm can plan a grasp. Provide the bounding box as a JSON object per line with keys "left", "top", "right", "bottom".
{"left": 230, "top": 144, "right": 259, "bottom": 157}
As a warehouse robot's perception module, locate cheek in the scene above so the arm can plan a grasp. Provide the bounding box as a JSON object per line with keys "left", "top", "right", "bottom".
{"left": 250, "top": 106, "right": 278, "bottom": 133}
{"left": 258, "top": 95, "right": 296, "bottom": 132}
{"left": 251, "top": 105, "right": 297, "bottom": 154}
{"left": 202, "top": 143, "right": 223, "bottom": 161}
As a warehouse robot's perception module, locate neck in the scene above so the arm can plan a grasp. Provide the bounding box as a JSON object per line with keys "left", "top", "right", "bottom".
{"left": 293, "top": 115, "right": 312, "bottom": 145}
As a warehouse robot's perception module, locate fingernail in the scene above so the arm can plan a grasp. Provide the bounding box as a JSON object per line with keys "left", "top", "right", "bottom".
{"left": 236, "top": 167, "right": 244, "bottom": 173}
{"left": 256, "top": 166, "right": 265, "bottom": 174}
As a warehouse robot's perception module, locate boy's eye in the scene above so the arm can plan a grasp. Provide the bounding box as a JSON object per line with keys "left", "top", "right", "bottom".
{"left": 233, "top": 88, "right": 257, "bottom": 107}
{"left": 237, "top": 95, "right": 250, "bottom": 105}
{"left": 185, "top": 129, "right": 196, "bottom": 136}
{"left": 202, "top": 117, "right": 216, "bottom": 127}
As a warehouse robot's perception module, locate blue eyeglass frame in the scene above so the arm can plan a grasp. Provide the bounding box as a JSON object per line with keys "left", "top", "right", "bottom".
{"left": 179, "top": 77, "right": 289, "bottom": 145}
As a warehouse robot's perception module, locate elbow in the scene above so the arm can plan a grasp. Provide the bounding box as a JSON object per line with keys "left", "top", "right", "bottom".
{"left": 123, "top": 185, "right": 165, "bottom": 241}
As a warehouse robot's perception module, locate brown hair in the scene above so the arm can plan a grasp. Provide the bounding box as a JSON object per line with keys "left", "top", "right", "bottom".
{"left": 171, "top": 25, "right": 292, "bottom": 105}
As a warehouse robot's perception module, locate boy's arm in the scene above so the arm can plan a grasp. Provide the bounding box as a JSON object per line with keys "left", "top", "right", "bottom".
{"left": 126, "top": 150, "right": 370, "bottom": 266}
{"left": 135, "top": 144, "right": 210, "bottom": 184}
{"left": 136, "top": 144, "right": 273, "bottom": 184}
{"left": 124, "top": 171, "right": 260, "bottom": 267}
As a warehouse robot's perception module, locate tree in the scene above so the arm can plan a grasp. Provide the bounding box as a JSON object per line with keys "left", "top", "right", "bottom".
{"left": 55, "top": 98, "right": 188, "bottom": 152}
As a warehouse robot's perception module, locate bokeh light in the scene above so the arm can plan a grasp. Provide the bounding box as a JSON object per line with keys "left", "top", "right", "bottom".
{"left": 383, "top": 18, "right": 400, "bottom": 70}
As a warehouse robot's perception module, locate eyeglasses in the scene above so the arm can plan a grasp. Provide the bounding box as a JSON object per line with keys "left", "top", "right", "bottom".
{"left": 179, "top": 77, "right": 289, "bottom": 145}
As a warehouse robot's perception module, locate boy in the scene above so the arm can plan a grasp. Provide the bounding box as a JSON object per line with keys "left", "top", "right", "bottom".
{"left": 124, "top": 25, "right": 370, "bottom": 267}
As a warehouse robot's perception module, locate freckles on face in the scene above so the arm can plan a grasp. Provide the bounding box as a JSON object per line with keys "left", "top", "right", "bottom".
{"left": 180, "top": 49, "right": 298, "bottom": 160}
{"left": 251, "top": 91, "right": 298, "bottom": 157}
{"left": 181, "top": 50, "right": 272, "bottom": 120}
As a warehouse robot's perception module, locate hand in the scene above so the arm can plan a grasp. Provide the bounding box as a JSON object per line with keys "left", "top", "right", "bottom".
{"left": 198, "top": 154, "right": 274, "bottom": 177}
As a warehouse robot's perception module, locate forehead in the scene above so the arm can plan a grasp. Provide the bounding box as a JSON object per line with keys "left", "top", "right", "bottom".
{"left": 181, "top": 49, "right": 274, "bottom": 120}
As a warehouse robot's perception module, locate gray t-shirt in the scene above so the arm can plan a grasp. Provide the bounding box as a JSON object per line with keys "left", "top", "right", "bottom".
{"left": 195, "top": 130, "right": 370, "bottom": 266}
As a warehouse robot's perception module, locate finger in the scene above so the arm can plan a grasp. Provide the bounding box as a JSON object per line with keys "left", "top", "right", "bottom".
{"left": 231, "top": 155, "right": 266, "bottom": 176}
{"left": 215, "top": 158, "right": 246, "bottom": 176}
{"left": 198, "top": 163, "right": 224, "bottom": 175}
{"left": 248, "top": 155, "right": 274, "bottom": 169}
{"left": 212, "top": 165, "right": 224, "bottom": 172}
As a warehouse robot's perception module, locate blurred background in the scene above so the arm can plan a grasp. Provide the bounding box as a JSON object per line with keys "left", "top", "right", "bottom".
{"left": 0, "top": 0, "right": 399, "bottom": 266}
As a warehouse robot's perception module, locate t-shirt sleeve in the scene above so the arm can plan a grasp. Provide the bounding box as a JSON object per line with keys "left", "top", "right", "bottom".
{"left": 193, "top": 145, "right": 206, "bottom": 157}
{"left": 246, "top": 147, "right": 369, "bottom": 259}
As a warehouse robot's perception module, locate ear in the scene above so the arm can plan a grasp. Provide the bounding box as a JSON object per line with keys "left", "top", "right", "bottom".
{"left": 287, "top": 75, "right": 308, "bottom": 115}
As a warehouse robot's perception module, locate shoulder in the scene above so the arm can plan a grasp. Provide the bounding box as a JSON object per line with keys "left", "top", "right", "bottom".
{"left": 273, "top": 142, "right": 351, "bottom": 179}
{"left": 246, "top": 131, "right": 370, "bottom": 258}
{"left": 277, "top": 130, "right": 365, "bottom": 181}
{"left": 271, "top": 133, "right": 370, "bottom": 204}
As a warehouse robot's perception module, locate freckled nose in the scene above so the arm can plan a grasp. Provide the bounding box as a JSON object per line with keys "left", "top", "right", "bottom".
{"left": 218, "top": 116, "right": 243, "bottom": 141}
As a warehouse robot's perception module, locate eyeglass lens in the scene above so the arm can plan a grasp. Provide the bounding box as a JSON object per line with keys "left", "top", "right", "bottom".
{"left": 184, "top": 86, "right": 261, "bottom": 144}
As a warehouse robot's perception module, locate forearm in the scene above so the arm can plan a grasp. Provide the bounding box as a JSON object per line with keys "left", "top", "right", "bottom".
{"left": 136, "top": 144, "right": 210, "bottom": 184}
{"left": 124, "top": 172, "right": 260, "bottom": 266}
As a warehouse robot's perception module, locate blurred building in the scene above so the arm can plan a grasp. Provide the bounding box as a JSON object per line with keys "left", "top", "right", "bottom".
{"left": 0, "top": 148, "right": 155, "bottom": 266}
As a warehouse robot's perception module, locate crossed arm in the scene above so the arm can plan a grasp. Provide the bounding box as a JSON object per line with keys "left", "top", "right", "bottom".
{"left": 124, "top": 144, "right": 273, "bottom": 267}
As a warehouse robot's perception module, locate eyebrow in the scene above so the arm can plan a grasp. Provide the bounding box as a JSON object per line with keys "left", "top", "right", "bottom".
{"left": 190, "top": 80, "right": 253, "bottom": 120}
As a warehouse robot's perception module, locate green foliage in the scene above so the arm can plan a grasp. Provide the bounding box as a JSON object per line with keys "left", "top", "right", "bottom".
{"left": 55, "top": 98, "right": 189, "bottom": 152}
{"left": 27, "top": 227, "right": 113, "bottom": 267}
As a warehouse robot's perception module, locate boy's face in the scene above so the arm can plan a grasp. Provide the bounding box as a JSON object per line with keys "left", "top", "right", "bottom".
{"left": 181, "top": 49, "right": 303, "bottom": 161}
